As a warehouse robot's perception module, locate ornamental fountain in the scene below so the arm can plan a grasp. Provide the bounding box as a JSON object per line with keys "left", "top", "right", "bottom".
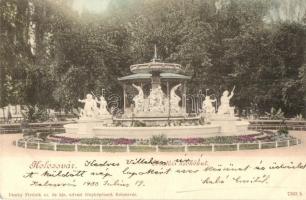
{"left": 116, "top": 46, "right": 191, "bottom": 126}
{"left": 64, "top": 47, "right": 250, "bottom": 138}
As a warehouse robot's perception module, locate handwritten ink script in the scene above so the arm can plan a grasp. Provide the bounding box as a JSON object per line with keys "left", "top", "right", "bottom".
{"left": 5, "top": 156, "right": 306, "bottom": 198}
{"left": 4, "top": 157, "right": 303, "bottom": 199}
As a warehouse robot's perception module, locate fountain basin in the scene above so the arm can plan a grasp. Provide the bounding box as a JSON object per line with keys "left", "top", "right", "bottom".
{"left": 210, "top": 115, "right": 249, "bottom": 135}
{"left": 91, "top": 125, "right": 221, "bottom": 139}
{"left": 114, "top": 116, "right": 199, "bottom": 126}
{"left": 63, "top": 120, "right": 251, "bottom": 139}
{"left": 63, "top": 124, "right": 219, "bottom": 138}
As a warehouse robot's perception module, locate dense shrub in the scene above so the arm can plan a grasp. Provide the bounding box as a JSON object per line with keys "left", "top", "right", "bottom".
{"left": 48, "top": 135, "right": 80, "bottom": 144}
{"left": 80, "top": 137, "right": 103, "bottom": 145}
{"left": 277, "top": 120, "right": 289, "bottom": 138}
{"left": 150, "top": 134, "right": 168, "bottom": 145}
{"left": 133, "top": 121, "right": 146, "bottom": 127}
{"left": 22, "top": 105, "right": 49, "bottom": 122}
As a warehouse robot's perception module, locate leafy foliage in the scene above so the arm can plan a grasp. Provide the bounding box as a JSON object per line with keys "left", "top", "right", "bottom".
{"left": 150, "top": 134, "right": 168, "bottom": 145}
{"left": 277, "top": 120, "right": 289, "bottom": 138}
{"left": 265, "top": 107, "right": 285, "bottom": 120}
{"left": 291, "top": 114, "right": 304, "bottom": 121}
{"left": 0, "top": 0, "right": 306, "bottom": 119}
{"left": 22, "top": 105, "right": 49, "bottom": 122}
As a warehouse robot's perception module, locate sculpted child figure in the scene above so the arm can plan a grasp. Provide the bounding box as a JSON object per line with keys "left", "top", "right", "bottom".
{"left": 149, "top": 85, "right": 165, "bottom": 112}
{"left": 96, "top": 95, "right": 109, "bottom": 116}
{"left": 78, "top": 94, "right": 96, "bottom": 117}
{"left": 202, "top": 95, "right": 216, "bottom": 115}
{"left": 218, "top": 86, "right": 235, "bottom": 116}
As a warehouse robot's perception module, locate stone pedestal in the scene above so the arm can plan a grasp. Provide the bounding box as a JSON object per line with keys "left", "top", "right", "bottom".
{"left": 210, "top": 114, "right": 249, "bottom": 135}
{"left": 65, "top": 118, "right": 113, "bottom": 135}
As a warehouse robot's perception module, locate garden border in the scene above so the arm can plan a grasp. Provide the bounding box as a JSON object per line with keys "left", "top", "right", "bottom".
{"left": 13, "top": 138, "right": 302, "bottom": 153}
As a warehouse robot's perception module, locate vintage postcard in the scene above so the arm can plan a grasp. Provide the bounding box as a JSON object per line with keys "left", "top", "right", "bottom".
{"left": 1, "top": 0, "right": 306, "bottom": 199}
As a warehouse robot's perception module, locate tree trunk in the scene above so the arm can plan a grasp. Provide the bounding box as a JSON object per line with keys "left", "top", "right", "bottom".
{"left": 0, "top": 1, "right": 7, "bottom": 109}
{"left": 303, "top": 24, "right": 306, "bottom": 118}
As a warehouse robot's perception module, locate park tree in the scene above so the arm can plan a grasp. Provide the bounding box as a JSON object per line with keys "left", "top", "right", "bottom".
{"left": 0, "top": 0, "right": 305, "bottom": 118}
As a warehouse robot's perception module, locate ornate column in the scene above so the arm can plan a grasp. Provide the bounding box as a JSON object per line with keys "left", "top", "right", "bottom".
{"left": 166, "top": 81, "right": 169, "bottom": 97}
{"left": 151, "top": 72, "right": 161, "bottom": 89}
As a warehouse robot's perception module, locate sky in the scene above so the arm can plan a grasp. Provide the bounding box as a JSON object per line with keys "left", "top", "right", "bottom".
{"left": 216, "top": 0, "right": 306, "bottom": 23}
{"left": 72, "top": 0, "right": 110, "bottom": 14}
{"left": 264, "top": 0, "right": 306, "bottom": 23}
{"left": 71, "top": 0, "right": 306, "bottom": 23}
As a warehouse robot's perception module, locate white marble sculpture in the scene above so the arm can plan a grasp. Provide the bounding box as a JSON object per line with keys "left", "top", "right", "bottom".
{"left": 170, "top": 84, "right": 182, "bottom": 113}
{"left": 148, "top": 86, "right": 165, "bottom": 112}
{"left": 132, "top": 84, "right": 144, "bottom": 113}
{"left": 96, "top": 95, "right": 110, "bottom": 117}
{"left": 78, "top": 94, "right": 96, "bottom": 118}
{"left": 202, "top": 95, "right": 216, "bottom": 115}
{"left": 217, "top": 86, "right": 235, "bottom": 116}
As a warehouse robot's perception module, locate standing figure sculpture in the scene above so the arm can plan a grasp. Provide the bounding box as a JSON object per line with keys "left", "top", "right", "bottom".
{"left": 217, "top": 86, "right": 235, "bottom": 116}
{"left": 170, "top": 84, "right": 182, "bottom": 113}
{"left": 78, "top": 94, "right": 96, "bottom": 118}
{"left": 96, "top": 95, "right": 110, "bottom": 116}
{"left": 148, "top": 85, "right": 165, "bottom": 112}
{"left": 132, "top": 84, "right": 144, "bottom": 113}
{"left": 202, "top": 95, "right": 216, "bottom": 115}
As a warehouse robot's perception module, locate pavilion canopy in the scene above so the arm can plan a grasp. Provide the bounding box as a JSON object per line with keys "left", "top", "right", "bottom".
{"left": 118, "top": 73, "right": 191, "bottom": 81}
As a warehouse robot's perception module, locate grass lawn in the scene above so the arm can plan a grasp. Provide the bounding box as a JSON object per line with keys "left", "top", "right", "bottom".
{"left": 78, "top": 145, "right": 100, "bottom": 152}
{"left": 26, "top": 142, "right": 38, "bottom": 149}
{"left": 214, "top": 144, "right": 237, "bottom": 151}
{"left": 188, "top": 145, "right": 212, "bottom": 152}
{"left": 277, "top": 141, "right": 288, "bottom": 147}
{"left": 56, "top": 144, "right": 75, "bottom": 151}
{"left": 129, "top": 146, "right": 156, "bottom": 152}
{"left": 239, "top": 143, "right": 259, "bottom": 150}
{"left": 289, "top": 139, "right": 298, "bottom": 146}
{"left": 40, "top": 143, "right": 54, "bottom": 151}
{"left": 102, "top": 146, "right": 127, "bottom": 152}
{"left": 158, "top": 146, "right": 185, "bottom": 152}
{"left": 261, "top": 142, "right": 276, "bottom": 149}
